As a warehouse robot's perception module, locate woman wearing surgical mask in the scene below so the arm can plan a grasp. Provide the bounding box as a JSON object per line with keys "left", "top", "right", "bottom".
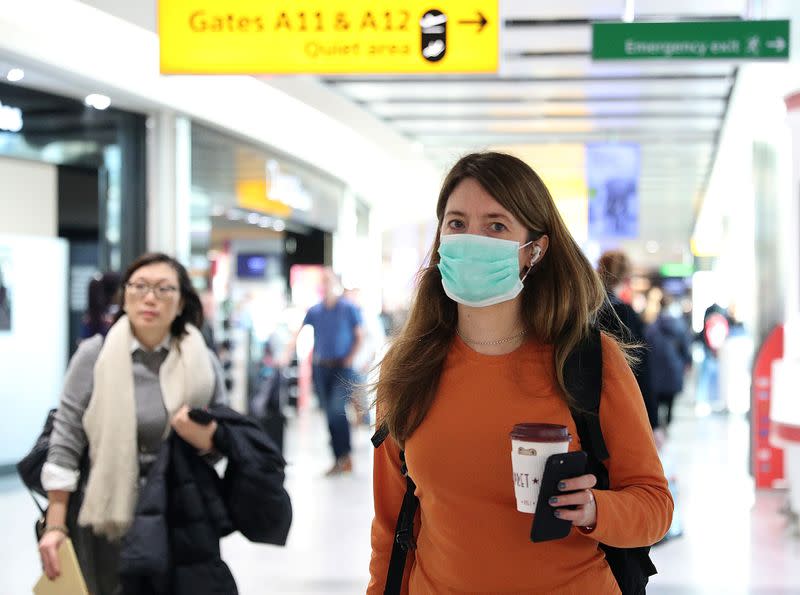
{"left": 368, "top": 153, "right": 672, "bottom": 594}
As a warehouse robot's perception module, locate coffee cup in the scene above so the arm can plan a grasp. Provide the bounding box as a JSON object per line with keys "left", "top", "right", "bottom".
{"left": 510, "top": 423, "right": 571, "bottom": 513}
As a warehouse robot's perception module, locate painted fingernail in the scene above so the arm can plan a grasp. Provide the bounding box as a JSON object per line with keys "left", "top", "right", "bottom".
{"left": 549, "top": 496, "right": 558, "bottom": 505}
{"left": 554, "top": 510, "right": 561, "bottom": 518}
{"left": 557, "top": 482, "right": 566, "bottom": 490}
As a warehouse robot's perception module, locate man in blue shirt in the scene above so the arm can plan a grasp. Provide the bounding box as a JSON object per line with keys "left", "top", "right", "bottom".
{"left": 285, "top": 268, "right": 363, "bottom": 475}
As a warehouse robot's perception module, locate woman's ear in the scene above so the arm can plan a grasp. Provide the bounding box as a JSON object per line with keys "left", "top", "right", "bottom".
{"left": 530, "top": 235, "right": 549, "bottom": 265}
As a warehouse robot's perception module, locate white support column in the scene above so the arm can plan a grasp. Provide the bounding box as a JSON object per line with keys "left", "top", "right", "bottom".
{"left": 146, "top": 112, "right": 192, "bottom": 264}
{"left": 174, "top": 116, "right": 192, "bottom": 265}
{"left": 146, "top": 110, "right": 177, "bottom": 255}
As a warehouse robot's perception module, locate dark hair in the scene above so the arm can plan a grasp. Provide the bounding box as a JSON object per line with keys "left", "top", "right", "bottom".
{"left": 85, "top": 272, "right": 121, "bottom": 336}
{"left": 115, "top": 253, "right": 203, "bottom": 337}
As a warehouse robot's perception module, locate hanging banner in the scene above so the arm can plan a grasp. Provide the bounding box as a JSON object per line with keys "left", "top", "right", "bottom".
{"left": 586, "top": 143, "right": 640, "bottom": 240}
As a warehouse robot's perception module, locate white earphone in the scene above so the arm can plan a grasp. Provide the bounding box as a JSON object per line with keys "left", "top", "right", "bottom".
{"left": 530, "top": 245, "right": 542, "bottom": 265}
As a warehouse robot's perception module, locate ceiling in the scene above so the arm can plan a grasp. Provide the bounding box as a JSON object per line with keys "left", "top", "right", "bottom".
{"left": 318, "top": 0, "right": 752, "bottom": 271}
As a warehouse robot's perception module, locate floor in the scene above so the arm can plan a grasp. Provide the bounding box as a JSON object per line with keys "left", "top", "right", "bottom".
{"left": 2, "top": 396, "right": 799, "bottom": 594}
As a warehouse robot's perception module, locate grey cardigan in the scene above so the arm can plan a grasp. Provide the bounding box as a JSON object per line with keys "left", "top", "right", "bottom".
{"left": 44, "top": 334, "right": 227, "bottom": 489}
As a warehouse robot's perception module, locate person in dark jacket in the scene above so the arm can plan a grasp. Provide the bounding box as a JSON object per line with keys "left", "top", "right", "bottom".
{"left": 596, "top": 250, "right": 657, "bottom": 429}
{"left": 119, "top": 406, "right": 292, "bottom": 595}
{"left": 646, "top": 296, "right": 692, "bottom": 429}
{"left": 40, "top": 254, "right": 228, "bottom": 594}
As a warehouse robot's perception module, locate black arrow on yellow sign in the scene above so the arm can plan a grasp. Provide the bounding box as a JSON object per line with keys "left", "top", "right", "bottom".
{"left": 458, "top": 11, "right": 488, "bottom": 32}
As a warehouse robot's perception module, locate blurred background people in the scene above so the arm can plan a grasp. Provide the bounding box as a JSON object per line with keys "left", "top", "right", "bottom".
{"left": 283, "top": 268, "right": 363, "bottom": 475}
{"left": 696, "top": 302, "right": 730, "bottom": 412}
{"left": 596, "top": 250, "right": 657, "bottom": 430}
{"left": 79, "top": 272, "right": 120, "bottom": 340}
{"left": 646, "top": 294, "right": 692, "bottom": 431}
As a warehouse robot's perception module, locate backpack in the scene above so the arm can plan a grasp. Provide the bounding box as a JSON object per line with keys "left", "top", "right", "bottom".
{"left": 371, "top": 327, "right": 657, "bottom": 595}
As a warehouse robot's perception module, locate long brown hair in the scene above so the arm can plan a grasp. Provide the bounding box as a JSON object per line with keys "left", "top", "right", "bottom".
{"left": 375, "top": 152, "right": 607, "bottom": 444}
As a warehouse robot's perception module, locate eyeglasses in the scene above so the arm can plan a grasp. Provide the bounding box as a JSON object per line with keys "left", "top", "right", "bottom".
{"left": 125, "top": 281, "right": 178, "bottom": 300}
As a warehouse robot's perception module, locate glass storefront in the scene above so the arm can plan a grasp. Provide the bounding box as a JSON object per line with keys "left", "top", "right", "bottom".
{"left": 186, "top": 123, "right": 355, "bottom": 412}
{"left": 0, "top": 80, "right": 147, "bottom": 353}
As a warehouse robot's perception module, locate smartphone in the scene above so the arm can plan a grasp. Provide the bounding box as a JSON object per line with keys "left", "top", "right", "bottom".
{"left": 188, "top": 408, "right": 214, "bottom": 426}
{"left": 530, "top": 450, "right": 588, "bottom": 543}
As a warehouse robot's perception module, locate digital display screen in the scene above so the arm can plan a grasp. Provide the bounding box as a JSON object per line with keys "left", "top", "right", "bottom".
{"left": 236, "top": 253, "right": 269, "bottom": 279}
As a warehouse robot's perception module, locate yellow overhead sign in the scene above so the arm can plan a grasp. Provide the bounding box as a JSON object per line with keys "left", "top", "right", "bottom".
{"left": 236, "top": 180, "right": 293, "bottom": 218}
{"left": 159, "top": 0, "right": 498, "bottom": 74}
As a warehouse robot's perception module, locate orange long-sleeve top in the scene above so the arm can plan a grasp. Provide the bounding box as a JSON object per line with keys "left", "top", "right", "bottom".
{"left": 368, "top": 333, "right": 673, "bottom": 595}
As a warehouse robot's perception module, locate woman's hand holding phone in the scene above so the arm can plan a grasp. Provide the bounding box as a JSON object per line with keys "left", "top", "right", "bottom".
{"left": 549, "top": 473, "right": 598, "bottom": 528}
{"left": 531, "top": 451, "right": 597, "bottom": 542}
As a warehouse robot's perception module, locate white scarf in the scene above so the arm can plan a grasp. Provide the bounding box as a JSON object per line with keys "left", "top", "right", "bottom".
{"left": 78, "top": 316, "right": 215, "bottom": 539}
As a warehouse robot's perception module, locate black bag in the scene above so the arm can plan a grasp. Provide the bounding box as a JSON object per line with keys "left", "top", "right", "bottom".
{"left": 17, "top": 408, "right": 58, "bottom": 499}
{"left": 17, "top": 408, "right": 88, "bottom": 541}
{"left": 372, "top": 326, "right": 657, "bottom": 595}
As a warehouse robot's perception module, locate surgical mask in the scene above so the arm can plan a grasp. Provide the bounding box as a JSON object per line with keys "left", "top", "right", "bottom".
{"left": 437, "top": 234, "right": 540, "bottom": 308}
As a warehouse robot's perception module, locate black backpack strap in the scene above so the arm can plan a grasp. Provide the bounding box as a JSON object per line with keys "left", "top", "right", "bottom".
{"left": 565, "top": 327, "right": 656, "bottom": 594}
{"left": 384, "top": 451, "right": 418, "bottom": 595}
{"left": 372, "top": 426, "right": 419, "bottom": 595}
{"left": 565, "top": 326, "right": 609, "bottom": 465}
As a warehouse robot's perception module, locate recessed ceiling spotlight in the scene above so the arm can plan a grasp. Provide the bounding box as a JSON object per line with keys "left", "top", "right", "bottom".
{"left": 247, "top": 213, "right": 260, "bottom": 224}
{"left": 84, "top": 94, "right": 111, "bottom": 110}
{"left": 646, "top": 241, "right": 659, "bottom": 254}
{"left": 6, "top": 68, "right": 24, "bottom": 82}
{"left": 273, "top": 220, "right": 286, "bottom": 232}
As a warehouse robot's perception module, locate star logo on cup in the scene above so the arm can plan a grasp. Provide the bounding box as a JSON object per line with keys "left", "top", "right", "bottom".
{"left": 532, "top": 478, "right": 539, "bottom": 484}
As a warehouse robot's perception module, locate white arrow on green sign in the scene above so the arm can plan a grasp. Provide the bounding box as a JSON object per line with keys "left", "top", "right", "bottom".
{"left": 592, "top": 20, "right": 790, "bottom": 61}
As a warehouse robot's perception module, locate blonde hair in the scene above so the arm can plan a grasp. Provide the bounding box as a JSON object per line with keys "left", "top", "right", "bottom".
{"left": 375, "top": 152, "right": 607, "bottom": 444}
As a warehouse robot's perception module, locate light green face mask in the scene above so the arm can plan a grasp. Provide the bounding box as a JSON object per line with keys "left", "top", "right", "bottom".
{"left": 437, "top": 234, "right": 537, "bottom": 308}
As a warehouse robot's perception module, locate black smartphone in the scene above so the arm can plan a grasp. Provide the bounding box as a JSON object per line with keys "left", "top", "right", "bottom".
{"left": 188, "top": 408, "right": 214, "bottom": 426}
{"left": 530, "top": 450, "right": 588, "bottom": 543}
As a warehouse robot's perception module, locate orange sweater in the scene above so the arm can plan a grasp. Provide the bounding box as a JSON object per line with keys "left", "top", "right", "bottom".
{"left": 368, "top": 333, "right": 673, "bottom": 595}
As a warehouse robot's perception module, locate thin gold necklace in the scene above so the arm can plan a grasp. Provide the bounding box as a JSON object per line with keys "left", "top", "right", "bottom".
{"left": 456, "top": 328, "right": 527, "bottom": 346}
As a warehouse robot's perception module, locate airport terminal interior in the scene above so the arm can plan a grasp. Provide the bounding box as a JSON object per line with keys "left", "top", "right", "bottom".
{"left": 2, "top": 0, "right": 800, "bottom": 593}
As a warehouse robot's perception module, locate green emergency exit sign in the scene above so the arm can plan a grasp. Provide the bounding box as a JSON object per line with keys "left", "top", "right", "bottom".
{"left": 592, "top": 20, "right": 790, "bottom": 61}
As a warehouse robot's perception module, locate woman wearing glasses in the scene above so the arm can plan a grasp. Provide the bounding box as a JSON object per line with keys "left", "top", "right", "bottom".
{"left": 37, "top": 253, "right": 227, "bottom": 594}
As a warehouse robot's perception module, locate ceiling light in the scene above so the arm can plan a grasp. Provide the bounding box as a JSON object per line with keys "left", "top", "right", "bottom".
{"left": 273, "top": 220, "right": 286, "bottom": 232}
{"left": 6, "top": 68, "right": 24, "bottom": 82}
{"left": 259, "top": 216, "right": 273, "bottom": 227}
{"left": 646, "top": 241, "right": 659, "bottom": 254}
{"left": 226, "top": 209, "right": 242, "bottom": 221}
{"left": 247, "top": 213, "right": 260, "bottom": 224}
{"left": 211, "top": 205, "right": 225, "bottom": 216}
{"left": 84, "top": 94, "right": 111, "bottom": 110}
{"left": 622, "top": 0, "right": 635, "bottom": 22}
